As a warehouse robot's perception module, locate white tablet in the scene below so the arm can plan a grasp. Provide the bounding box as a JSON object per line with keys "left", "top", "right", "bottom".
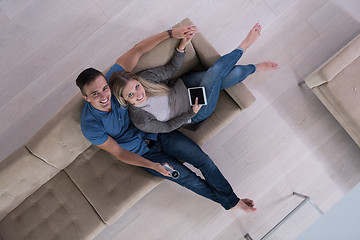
{"left": 188, "top": 87, "right": 207, "bottom": 106}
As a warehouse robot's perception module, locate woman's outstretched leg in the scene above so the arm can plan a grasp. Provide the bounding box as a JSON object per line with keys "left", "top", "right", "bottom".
{"left": 238, "top": 23, "right": 261, "bottom": 52}
{"left": 256, "top": 61, "right": 279, "bottom": 71}
{"left": 181, "top": 23, "right": 262, "bottom": 88}
{"left": 190, "top": 23, "right": 263, "bottom": 122}
{"left": 220, "top": 61, "right": 279, "bottom": 89}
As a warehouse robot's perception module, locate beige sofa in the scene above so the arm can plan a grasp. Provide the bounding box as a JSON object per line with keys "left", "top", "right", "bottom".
{"left": 304, "top": 33, "right": 360, "bottom": 147}
{"left": 0, "top": 18, "right": 255, "bottom": 239}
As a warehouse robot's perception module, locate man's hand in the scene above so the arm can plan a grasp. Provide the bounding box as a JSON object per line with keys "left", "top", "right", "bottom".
{"left": 153, "top": 163, "right": 172, "bottom": 177}
{"left": 172, "top": 25, "right": 197, "bottom": 39}
{"left": 97, "top": 136, "right": 172, "bottom": 177}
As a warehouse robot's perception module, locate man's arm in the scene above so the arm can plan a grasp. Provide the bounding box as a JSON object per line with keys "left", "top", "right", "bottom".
{"left": 116, "top": 25, "right": 197, "bottom": 72}
{"left": 97, "top": 136, "right": 171, "bottom": 176}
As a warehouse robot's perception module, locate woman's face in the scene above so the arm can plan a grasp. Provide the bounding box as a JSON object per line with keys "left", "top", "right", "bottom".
{"left": 122, "top": 80, "right": 148, "bottom": 105}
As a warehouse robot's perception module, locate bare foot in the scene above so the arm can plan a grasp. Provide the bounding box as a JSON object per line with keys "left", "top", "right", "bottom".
{"left": 255, "top": 61, "right": 279, "bottom": 71}
{"left": 231, "top": 198, "right": 256, "bottom": 212}
{"left": 239, "top": 23, "right": 262, "bottom": 52}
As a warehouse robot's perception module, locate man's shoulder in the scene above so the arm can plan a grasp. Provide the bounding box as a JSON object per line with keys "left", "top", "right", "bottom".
{"left": 104, "top": 63, "right": 125, "bottom": 81}
{"left": 80, "top": 102, "right": 108, "bottom": 145}
{"left": 80, "top": 102, "right": 98, "bottom": 127}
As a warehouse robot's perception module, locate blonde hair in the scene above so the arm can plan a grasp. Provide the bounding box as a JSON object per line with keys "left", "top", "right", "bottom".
{"left": 109, "top": 71, "right": 170, "bottom": 106}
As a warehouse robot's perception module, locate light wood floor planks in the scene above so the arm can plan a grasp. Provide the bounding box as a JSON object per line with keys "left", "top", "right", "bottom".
{"left": 1, "top": 0, "right": 360, "bottom": 239}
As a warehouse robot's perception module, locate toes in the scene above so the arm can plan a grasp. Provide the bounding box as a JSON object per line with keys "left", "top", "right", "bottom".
{"left": 254, "top": 23, "right": 261, "bottom": 33}
{"left": 271, "top": 62, "right": 279, "bottom": 69}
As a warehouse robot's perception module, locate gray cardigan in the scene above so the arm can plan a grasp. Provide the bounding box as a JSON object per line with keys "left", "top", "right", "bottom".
{"left": 129, "top": 49, "right": 195, "bottom": 133}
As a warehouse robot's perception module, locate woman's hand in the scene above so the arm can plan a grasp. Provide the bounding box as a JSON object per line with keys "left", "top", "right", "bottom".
{"left": 192, "top": 97, "right": 202, "bottom": 114}
{"left": 172, "top": 25, "right": 197, "bottom": 39}
{"left": 178, "top": 35, "right": 194, "bottom": 51}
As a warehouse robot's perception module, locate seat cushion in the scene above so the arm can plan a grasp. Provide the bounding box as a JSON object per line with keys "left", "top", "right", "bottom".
{"left": 317, "top": 56, "right": 360, "bottom": 146}
{"left": 0, "top": 146, "right": 59, "bottom": 222}
{"left": 0, "top": 171, "right": 105, "bottom": 240}
{"left": 65, "top": 145, "right": 163, "bottom": 224}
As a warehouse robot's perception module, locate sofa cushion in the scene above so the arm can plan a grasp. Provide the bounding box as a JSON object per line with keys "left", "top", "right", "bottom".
{"left": 225, "top": 83, "right": 256, "bottom": 110}
{"left": 65, "top": 145, "right": 163, "bottom": 224}
{"left": 317, "top": 56, "right": 360, "bottom": 146}
{"left": 0, "top": 171, "right": 105, "bottom": 240}
{"left": 0, "top": 146, "right": 58, "bottom": 222}
{"left": 26, "top": 92, "right": 91, "bottom": 169}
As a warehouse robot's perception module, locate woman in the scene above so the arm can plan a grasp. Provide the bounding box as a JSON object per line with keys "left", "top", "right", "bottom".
{"left": 109, "top": 23, "right": 279, "bottom": 133}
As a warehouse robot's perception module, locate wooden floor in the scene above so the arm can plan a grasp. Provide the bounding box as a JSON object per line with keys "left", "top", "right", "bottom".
{"left": 1, "top": 0, "right": 360, "bottom": 239}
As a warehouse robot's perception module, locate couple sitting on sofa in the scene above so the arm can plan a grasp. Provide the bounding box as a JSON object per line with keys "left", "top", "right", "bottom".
{"left": 76, "top": 23, "right": 278, "bottom": 212}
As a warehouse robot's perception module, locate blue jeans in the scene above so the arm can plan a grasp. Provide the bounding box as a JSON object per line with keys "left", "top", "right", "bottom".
{"left": 181, "top": 48, "right": 256, "bottom": 123}
{"left": 142, "top": 130, "right": 239, "bottom": 210}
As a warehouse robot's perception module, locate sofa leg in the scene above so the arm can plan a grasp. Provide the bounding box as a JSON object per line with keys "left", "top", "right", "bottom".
{"left": 298, "top": 80, "right": 305, "bottom": 86}
{"left": 244, "top": 233, "right": 253, "bottom": 240}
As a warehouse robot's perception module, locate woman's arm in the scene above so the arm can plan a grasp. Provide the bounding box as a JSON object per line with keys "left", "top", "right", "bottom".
{"left": 177, "top": 37, "right": 192, "bottom": 52}
{"left": 137, "top": 35, "right": 195, "bottom": 84}
{"left": 138, "top": 49, "right": 186, "bottom": 84}
{"left": 130, "top": 107, "right": 196, "bottom": 133}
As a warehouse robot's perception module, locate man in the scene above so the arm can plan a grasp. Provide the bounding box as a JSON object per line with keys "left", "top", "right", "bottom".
{"left": 76, "top": 25, "right": 256, "bottom": 212}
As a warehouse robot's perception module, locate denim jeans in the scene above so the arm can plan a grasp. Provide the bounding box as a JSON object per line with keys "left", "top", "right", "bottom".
{"left": 142, "top": 130, "right": 239, "bottom": 210}
{"left": 181, "top": 47, "right": 256, "bottom": 123}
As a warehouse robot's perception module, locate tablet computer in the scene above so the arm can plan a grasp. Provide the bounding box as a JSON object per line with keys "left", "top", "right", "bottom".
{"left": 188, "top": 87, "right": 207, "bottom": 106}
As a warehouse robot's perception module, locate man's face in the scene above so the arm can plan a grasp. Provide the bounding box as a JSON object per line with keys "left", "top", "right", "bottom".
{"left": 82, "top": 75, "right": 112, "bottom": 112}
{"left": 122, "top": 80, "right": 148, "bottom": 105}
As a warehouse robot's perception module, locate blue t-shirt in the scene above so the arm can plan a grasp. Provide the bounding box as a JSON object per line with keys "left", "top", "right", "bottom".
{"left": 80, "top": 64, "right": 157, "bottom": 155}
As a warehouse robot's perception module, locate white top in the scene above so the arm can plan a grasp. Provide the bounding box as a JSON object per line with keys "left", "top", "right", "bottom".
{"left": 135, "top": 95, "right": 171, "bottom": 121}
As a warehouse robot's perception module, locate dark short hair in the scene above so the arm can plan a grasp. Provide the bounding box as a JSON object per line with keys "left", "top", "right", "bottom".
{"left": 76, "top": 68, "right": 104, "bottom": 96}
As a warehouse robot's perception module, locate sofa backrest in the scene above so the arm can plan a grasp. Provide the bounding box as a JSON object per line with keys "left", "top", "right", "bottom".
{"left": 26, "top": 92, "right": 91, "bottom": 169}
{"left": 321, "top": 34, "right": 360, "bottom": 82}
{"left": 0, "top": 146, "right": 59, "bottom": 221}
{"left": 132, "top": 23, "right": 200, "bottom": 76}
{"left": 0, "top": 91, "right": 90, "bottom": 221}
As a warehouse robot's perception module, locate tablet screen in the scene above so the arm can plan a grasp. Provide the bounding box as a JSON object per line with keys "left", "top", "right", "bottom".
{"left": 188, "top": 87, "right": 206, "bottom": 105}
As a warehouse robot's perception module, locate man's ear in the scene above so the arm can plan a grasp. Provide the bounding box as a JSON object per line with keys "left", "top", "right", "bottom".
{"left": 82, "top": 95, "right": 90, "bottom": 102}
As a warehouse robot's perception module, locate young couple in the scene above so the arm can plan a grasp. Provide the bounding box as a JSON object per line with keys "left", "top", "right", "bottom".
{"left": 76, "top": 23, "right": 278, "bottom": 213}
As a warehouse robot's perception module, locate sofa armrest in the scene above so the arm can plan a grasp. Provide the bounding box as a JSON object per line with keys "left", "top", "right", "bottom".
{"left": 306, "top": 33, "right": 360, "bottom": 88}
{"left": 304, "top": 72, "right": 328, "bottom": 89}
{"left": 225, "top": 84, "right": 256, "bottom": 110}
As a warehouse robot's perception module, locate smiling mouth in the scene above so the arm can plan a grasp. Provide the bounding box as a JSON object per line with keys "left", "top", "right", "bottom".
{"left": 137, "top": 94, "right": 144, "bottom": 102}
{"left": 100, "top": 97, "right": 109, "bottom": 104}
